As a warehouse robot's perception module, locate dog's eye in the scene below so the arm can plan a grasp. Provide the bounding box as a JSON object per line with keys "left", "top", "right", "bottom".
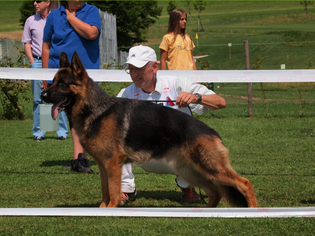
{"left": 57, "top": 80, "right": 68, "bottom": 88}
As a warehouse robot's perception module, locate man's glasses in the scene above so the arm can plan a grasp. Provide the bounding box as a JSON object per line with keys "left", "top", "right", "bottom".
{"left": 125, "top": 63, "right": 150, "bottom": 75}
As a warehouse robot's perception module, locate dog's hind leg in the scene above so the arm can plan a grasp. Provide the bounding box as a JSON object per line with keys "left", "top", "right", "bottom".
{"left": 176, "top": 165, "right": 222, "bottom": 207}
{"left": 202, "top": 182, "right": 222, "bottom": 207}
{"left": 200, "top": 161, "right": 257, "bottom": 207}
{"left": 181, "top": 137, "right": 257, "bottom": 207}
{"left": 202, "top": 139, "right": 257, "bottom": 207}
{"left": 216, "top": 168, "right": 257, "bottom": 207}
{"left": 179, "top": 165, "right": 256, "bottom": 207}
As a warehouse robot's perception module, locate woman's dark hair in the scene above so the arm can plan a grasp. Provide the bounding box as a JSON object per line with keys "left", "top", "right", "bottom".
{"left": 166, "top": 9, "right": 187, "bottom": 44}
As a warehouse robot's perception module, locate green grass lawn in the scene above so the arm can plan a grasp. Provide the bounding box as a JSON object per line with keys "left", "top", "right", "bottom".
{"left": 2, "top": 81, "right": 315, "bottom": 120}
{"left": 0, "top": 1, "right": 23, "bottom": 32}
{"left": 2, "top": 1, "right": 315, "bottom": 69}
{"left": 1, "top": 1, "right": 315, "bottom": 234}
{"left": 0, "top": 117, "right": 314, "bottom": 234}
{"left": 146, "top": 1, "right": 315, "bottom": 70}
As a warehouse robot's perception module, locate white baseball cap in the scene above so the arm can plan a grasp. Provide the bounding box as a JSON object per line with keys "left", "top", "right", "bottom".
{"left": 125, "top": 45, "right": 157, "bottom": 68}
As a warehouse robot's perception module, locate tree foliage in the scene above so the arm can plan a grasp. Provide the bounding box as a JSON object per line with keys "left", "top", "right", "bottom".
{"left": 183, "top": 1, "right": 194, "bottom": 22}
{"left": 167, "top": 0, "right": 178, "bottom": 15}
{"left": 300, "top": 1, "right": 314, "bottom": 19}
{"left": 193, "top": 0, "right": 207, "bottom": 31}
{"left": 0, "top": 50, "right": 31, "bottom": 120}
{"left": 87, "top": 0, "right": 162, "bottom": 51}
{"left": 19, "top": 0, "right": 35, "bottom": 28}
{"left": 19, "top": 1, "right": 162, "bottom": 51}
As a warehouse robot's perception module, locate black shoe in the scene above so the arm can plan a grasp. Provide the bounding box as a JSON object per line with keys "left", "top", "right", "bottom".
{"left": 58, "top": 136, "right": 68, "bottom": 140}
{"left": 71, "top": 153, "right": 93, "bottom": 173}
{"left": 34, "top": 136, "right": 44, "bottom": 142}
{"left": 121, "top": 188, "right": 137, "bottom": 205}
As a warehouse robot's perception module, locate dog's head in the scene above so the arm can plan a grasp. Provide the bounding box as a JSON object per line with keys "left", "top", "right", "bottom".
{"left": 41, "top": 51, "right": 88, "bottom": 120}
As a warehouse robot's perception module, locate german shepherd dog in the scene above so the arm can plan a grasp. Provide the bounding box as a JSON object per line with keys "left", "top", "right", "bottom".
{"left": 41, "top": 51, "right": 257, "bottom": 208}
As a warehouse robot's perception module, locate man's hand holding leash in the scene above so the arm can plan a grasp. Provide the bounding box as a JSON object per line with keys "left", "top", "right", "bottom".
{"left": 176, "top": 91, "right": 226, "bottom": 110}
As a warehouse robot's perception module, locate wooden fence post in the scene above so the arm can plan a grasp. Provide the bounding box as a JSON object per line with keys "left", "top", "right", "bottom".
{"left": 244, "top": 40, "right": 253, "bottom": 118}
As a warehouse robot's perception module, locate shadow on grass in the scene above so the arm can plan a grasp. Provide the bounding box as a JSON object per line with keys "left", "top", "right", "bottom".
{"left": 40, "top": 160, "right": 97, "bottom": 167}
{"left": 56, "top": 190, "right": 207, "bottom": 208}
{"left": 139, "top": 190, "right": 181, "bottom": 202}
{"left": 56, "top": 203, "right": 100, "bottom": 207}
{"left": 136, "top": 190, "right": 208, "bottom": 207}
{"left": 26, "top": 136, "right": 70, "bottom": 141}
{"left": 300, "top": 199, "right": 315, "bottom": 204}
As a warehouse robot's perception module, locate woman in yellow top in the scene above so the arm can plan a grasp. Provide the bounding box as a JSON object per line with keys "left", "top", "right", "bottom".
{"left": 160, "top": 9, "right": 197, "bottom": 70}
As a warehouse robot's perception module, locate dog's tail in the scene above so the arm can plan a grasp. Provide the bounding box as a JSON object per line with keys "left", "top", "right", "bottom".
{"left": 221, "top": 186, "right": 248, "bottom": 207}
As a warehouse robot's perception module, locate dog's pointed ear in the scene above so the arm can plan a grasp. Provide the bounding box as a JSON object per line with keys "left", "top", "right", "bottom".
{"left": 59, "top": 52, "right": 70, "bottom": 68}
{"left": 70, "top": 51, "right": 86, "bottom": 75}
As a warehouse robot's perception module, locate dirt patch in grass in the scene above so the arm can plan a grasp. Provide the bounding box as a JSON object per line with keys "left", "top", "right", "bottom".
{"left": 0, "top": 30, "right": 23, "bottom": 40}
{"left": 223, "top": 94, "right": 270, "bottom": 101}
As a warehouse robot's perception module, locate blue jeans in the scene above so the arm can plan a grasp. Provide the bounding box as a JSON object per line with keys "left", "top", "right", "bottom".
{"left": 31, "top": 59, "right": 68, "bottom": 138}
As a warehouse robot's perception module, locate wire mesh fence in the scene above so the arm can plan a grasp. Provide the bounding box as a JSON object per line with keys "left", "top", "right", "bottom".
{"left": 1, "top": 20, "right": 315, "bottom": 119}
{"left": 192, "top": 41, "right": 315, "bottom": 71}
{"left": 0, "top": 37, "right": 24, "bottom": 63}
{"left": 198, "top": 82, "right": 315, "bottom": 119}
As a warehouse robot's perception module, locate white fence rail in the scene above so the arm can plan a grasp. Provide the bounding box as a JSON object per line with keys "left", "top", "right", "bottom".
{"left": 1, "top": 207, "right": 315, "bottom": 218}
{"left": 1, "top": 68, "right": 315, "bottom": 83}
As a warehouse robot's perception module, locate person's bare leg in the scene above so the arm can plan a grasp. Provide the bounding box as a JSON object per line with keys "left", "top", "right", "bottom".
{"left": 71, "top": 128, "right": 86, "bottom": 159}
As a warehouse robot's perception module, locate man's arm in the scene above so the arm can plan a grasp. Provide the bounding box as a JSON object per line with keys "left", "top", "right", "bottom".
{"left": 42, "top": 41, "right": 51, "bottom": 69}
{"left": 41, "top": 41, "right": 51, "bottom": 90}
{"left": 176, "top": 92, "right": 226, "bottom": 111}
{"left": 66, "top": 9, "right": 99, "bottom": 40}
{"left": 24, "top": 43, "right": 34, "bottom": 64}
{"left": 191, "top": 51, "right": 197, "bottom": 70}
{"left": 175, "top": 77, "right": 226, "bottom": 112}
{"left": 160, "top": 49, "right": 167, "bottom": 70}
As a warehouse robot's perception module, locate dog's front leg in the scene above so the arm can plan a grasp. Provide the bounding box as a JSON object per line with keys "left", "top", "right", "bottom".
{"left": 96, "top": 159, "right": 110, "bottom": 208}
{"left": 105, "top": 153, "right": 126, "bottom": 208}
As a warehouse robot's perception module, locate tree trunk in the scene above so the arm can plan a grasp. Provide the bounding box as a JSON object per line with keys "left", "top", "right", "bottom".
{"left": 303, "top": 1, "right": 308, "bottom": 20}
{"left": 198, "top": 14, "right": 204, "bottom": 31}
{"left": 189, "top": 12, "right": 193, "bottom": 22}
{"left": 200, "top": 17, "right": 204, "bottom": 31}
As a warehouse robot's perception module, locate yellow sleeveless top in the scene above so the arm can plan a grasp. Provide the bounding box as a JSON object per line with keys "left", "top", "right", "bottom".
{"left": 159, "top": 33, "right": 195, "bottom": 70}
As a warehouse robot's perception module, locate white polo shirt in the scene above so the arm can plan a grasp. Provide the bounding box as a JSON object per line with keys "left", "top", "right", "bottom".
{"left": 117, "top": 74, "right": 215, "bottom": 115}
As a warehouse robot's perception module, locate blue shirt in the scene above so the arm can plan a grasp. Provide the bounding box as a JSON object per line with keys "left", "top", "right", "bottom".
{"left": 43, "top": 3, "right": 101, "bottom": 71}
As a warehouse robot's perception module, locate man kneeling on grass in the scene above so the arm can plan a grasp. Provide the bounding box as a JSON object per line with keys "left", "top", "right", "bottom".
{"left": 117, "top": 45, "right": 226, "bottom": 205}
